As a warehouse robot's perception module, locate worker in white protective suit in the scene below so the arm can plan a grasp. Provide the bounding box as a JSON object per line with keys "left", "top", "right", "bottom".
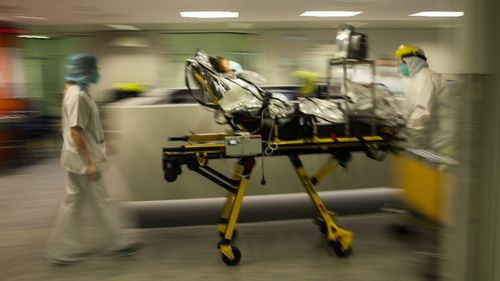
{"left": 395, "top": 45, "right": 457, "bottom": 157}
{"left": 44, "top": 53, "right": 143, "bottom": 265}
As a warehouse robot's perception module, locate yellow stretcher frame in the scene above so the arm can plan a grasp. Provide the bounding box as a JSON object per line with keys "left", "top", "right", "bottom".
{"left": 163, "top": 133, "right": 395, "bottom": 266}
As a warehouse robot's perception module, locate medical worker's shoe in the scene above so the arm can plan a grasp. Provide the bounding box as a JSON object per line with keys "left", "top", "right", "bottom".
{"left": 43, "top": 251, "right": 90, "bottom": 265}
{"left": 112, "top": 242, "right": 145, "bottom": 257}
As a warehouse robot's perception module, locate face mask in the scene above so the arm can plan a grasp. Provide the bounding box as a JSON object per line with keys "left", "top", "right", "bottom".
{"left": 399, "top": 63, "right": 410, "bottom": 77}
{"left": 229, "top": 61, "right": 242, "bottom": 74}
{"left": 88, "top": 71, "right": 100, "bottom": 84}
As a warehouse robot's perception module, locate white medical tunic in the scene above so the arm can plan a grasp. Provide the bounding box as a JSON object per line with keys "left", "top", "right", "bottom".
{"left": 60, "top": 84, "right": 106, "bottom": 174}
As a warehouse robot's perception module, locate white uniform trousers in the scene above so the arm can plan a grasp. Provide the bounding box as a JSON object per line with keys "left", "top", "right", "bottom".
{"left": 45, "top": 172, "right": 130, "bottom": 259}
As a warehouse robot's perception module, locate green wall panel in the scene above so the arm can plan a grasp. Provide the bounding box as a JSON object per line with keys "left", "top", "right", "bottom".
{"left": 21, "top": 37, "right": 91, "bottom": 116}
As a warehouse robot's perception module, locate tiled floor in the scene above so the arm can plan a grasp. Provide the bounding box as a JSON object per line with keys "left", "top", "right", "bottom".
{"left": 0, "top": 157, "right": 433, "bottom": 281}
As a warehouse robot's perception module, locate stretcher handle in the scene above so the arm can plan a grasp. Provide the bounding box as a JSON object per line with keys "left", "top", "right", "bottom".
{"left": 169, "top": 136, "right": 188, "bottom": 142}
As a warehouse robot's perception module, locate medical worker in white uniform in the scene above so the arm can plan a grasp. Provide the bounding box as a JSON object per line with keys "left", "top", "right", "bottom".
{"left": 44, "top": 54, "right": 142, "bottom": 264}
{"left": 395, "top": 45, "right": 457, "bottom": 157}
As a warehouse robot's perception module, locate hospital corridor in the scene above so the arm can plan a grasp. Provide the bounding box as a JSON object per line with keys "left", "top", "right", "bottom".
{"left": 1, "top": 0, "right": 500, "bottom": 280}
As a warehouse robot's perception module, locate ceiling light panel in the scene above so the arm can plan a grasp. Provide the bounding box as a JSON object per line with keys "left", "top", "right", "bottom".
{"left": 180, "top": 11, "right": 239, "bottom": 18}
{"left": 300, "top": 11, "right": 362, "bottom": 17}
{"left": 107, "top": 24, "right": 141, "bottom": 31}
{"left": 17, "top": 35, "right": 50, "bottom": 39}
{"left": 410, "top": 11, "right": 464, "bottom": 17}
{"left": 15, "top": 15, "right": 47, "bottom": 20}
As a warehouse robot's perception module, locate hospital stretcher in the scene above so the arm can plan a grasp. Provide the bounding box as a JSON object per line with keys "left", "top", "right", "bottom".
{"left": 163, "top": 132, "right": 396, "bottom": 265}
{"left": 161, "top": 51, "right": 400, "bottom": 266}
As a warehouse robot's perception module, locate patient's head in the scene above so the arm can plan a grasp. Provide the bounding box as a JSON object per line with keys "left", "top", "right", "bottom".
{"left": 209, "top": 56, "right": 233, "bottom": 74}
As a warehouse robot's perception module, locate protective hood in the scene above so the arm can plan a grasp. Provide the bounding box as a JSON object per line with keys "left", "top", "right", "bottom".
{"left": 404, "top": 56, "right": 428, "bottom": 77}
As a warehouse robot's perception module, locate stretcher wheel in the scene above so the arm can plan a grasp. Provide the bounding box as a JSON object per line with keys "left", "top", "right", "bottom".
{"left": 221, "top": 246, "right": 241, "bottom": 266}
{"left": 164, "top": 173, "right": 177, "bottom": 182}
{"left": 330, "top": 239, "right": 352, "bottom": 257}
{"left": 163, "top": 164, "right": 181, "bottom": 182}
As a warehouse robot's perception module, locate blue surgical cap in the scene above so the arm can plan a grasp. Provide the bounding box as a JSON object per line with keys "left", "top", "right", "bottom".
{"left": 65, "top": 53, "right": 98, "bottom": 85}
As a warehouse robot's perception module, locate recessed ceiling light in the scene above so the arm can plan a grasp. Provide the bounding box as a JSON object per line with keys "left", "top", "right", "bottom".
{"left": 15, "top": 15, "right": 47, "bottom": 20}
{"left": 107, "top": 24, "right": 141, "bottom": 31}
{"left": 300, "top": 11, "right": 362, "bottom": 17}
{"left": 17, "top": 35, "right": 50, "bottom": 39}
{"left": 180, "top": 11, "right": 239, "bottom": 18}
{"left": 410, "top": 11, "right": 464, "bottom": 17}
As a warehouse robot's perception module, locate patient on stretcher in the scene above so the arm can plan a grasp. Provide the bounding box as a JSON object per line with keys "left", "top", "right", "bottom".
{"left": 207, "top": 55, "right": 296, "bottom": 120}
{"left": 205, "top": 53, "right": 402, "bottom": 127}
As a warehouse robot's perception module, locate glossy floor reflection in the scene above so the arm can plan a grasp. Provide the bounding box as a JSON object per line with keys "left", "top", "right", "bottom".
{"left": 0, "top": 158, "right": 431, "bottom": 281}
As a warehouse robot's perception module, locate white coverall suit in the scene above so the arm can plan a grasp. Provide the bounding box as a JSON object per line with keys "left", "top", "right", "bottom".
{"left": 401, "top": 57, "right": 457, "bottom": 157}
